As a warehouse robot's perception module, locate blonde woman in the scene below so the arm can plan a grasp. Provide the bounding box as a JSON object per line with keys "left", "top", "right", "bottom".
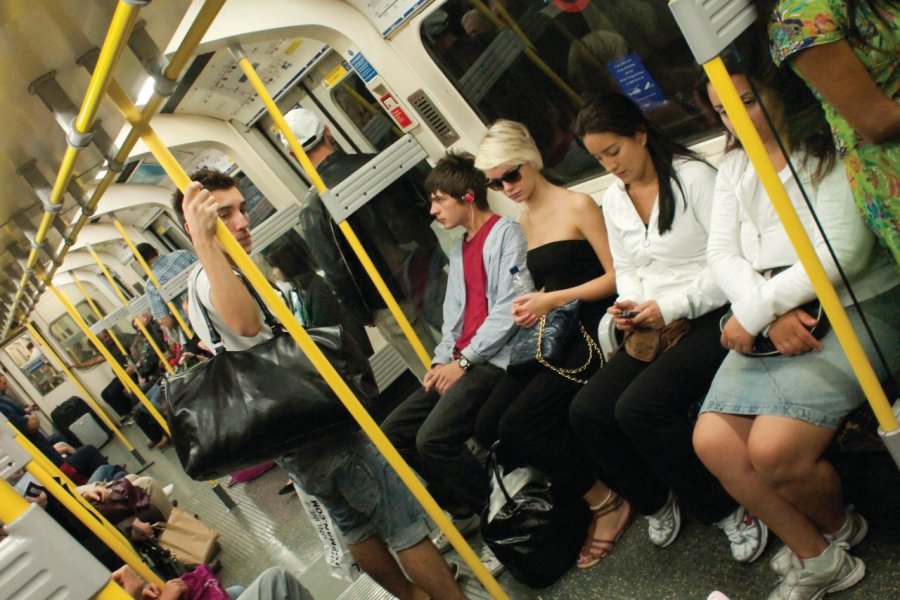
{"left": 473, "top": 120, "right": 630, "bottom": 569}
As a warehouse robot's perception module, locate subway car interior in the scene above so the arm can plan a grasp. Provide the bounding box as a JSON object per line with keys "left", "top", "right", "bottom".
{"left": 1, "top": 1, "right": 898, "bottom": 599}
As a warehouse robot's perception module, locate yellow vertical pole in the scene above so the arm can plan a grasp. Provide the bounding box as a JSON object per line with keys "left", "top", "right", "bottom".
{"left": 104, "top": 64, "right": 509, "bottom": 600}
{"left": 83, "top": 249, "right": 176, "bottom": 376}
{"left": 24, "top": 322, "right": 146, "bottom": 463}
{"left": 230, "top": 48, "right": 432, "bottom": 371}
{"left": 69, "top": 272, "right": 133, "bottom": 368}
{"left": 4, "top": 424, "right": 162, "bottom": 586}
{"left": 703, "top": 57, "right": 897, "bottom": 432}
{"left": 113, "top": 219, "right": 194, "bottom": 339}
{"left": 40, "top": 274, "right": 170, "bottom": 435}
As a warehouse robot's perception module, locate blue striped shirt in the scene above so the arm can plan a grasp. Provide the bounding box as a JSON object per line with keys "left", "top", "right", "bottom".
{"left": 145, "top": 249, "right": 198, "bottom": 319}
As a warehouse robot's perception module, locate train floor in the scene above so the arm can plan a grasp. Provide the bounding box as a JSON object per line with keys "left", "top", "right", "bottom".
{"left": 102, "top": 426, "right": 900, "bottom": 600}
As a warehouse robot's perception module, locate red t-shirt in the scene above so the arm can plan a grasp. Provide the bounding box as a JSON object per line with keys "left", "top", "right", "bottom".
{"left": 455, "top": 214, "right": 501, "bottom": 355}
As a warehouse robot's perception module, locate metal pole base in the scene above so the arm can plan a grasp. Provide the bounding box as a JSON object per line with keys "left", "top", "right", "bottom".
{"left": 878, "top": 399, "right": 900, "bottom": 471}
{"left": 210, "top": 482, "right": 238, "bottom": 511}
{"left": 130, "top": 448, "right": 149, "bottom": 466}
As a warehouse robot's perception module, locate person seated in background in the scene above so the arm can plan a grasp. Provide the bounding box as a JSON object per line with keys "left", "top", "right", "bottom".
{"left": 570, "top": 93, "right": 766, "bottom": 564}
{"left": 381, "top": 152, "right": 526, "bottom": 557}
{"left": 0, "top": 372, "right": 115, "bottom": 485}
{"left": 75, "top": 329, "right": 138, "bottom": 419}
{"left": 174, "top": 168, "right": 466, "bottom": 600}
{"left": 693, "top": 62, "right": 900, "bottom": 600}
{"left": 79, "top": 473, "right": 175, "bottom": 541}
{"left": 113, "top": 565, "right": 316, "bottom": 600}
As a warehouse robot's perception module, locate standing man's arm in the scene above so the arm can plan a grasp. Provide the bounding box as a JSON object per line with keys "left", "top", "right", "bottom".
{"left": 182, "top": 182, "right": 261, "bottom": 336}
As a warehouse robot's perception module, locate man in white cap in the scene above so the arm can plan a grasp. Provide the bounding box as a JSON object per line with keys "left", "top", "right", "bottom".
{"left": 282, "top": 107, "right": 443, "bottom": 381}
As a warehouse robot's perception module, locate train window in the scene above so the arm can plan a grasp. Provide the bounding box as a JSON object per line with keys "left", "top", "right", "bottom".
{"left": 49, "top": 300, "right": 136, "bottom": 366}
{"left": 234, "top": 172, "right": 277, "bottom": 228}
{"left": 331, "top": 73, "right": 402, "bottom": 151}
{"left": 3, "top": 331, "right": 65, "bottom": 394}
{"left": 421, "top": 0, "right": 715, "bottom": 185}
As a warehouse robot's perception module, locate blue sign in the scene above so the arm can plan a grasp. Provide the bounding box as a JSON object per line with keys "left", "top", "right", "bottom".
{"left": 606, "top": 52, "right": 666, "bottom": 111}
{"left": 348, "top": 52, "right": 378, "bottom": 84}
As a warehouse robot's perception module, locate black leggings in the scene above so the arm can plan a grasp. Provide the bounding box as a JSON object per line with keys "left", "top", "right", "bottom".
{"left": 569, "top": 306, "right": 735, "bottom": 523}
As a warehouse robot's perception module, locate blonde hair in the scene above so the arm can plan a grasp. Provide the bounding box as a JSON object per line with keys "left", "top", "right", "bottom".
{"left": 474, "top": 119, "right": 543, "bottom": 171}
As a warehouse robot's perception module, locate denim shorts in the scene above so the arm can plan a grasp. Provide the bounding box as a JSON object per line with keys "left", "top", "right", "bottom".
{"left": 279, "top": 431, "right": 430, "bottom": 551}
{"left": 701, "top": 285, "right": 900, "bottom": 428}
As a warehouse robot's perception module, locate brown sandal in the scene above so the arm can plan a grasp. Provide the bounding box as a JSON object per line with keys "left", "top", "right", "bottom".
{"left": 577, "top": 490, "right": 632, "bottom": 569}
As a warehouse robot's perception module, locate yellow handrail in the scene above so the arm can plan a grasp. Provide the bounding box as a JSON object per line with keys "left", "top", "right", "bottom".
{"left": 232, "top": 51, "right": 432, "bottom": 371}
{"left": 703, "top": 57, "right": 897, "bottom": 432}
{"left": 41, "top": 274, "right": 170, "bottom": 435}
{"left": 85, "top": 247, "right": 176, "bottom": 376}
{"left": 113, "top": 219, "right": 194, "bottom": 339}
{"left": 70, "top": 271, "right": 134, "bottom": 368}
{"left": 24, "top": 322, "right": 140, "bottom": 457}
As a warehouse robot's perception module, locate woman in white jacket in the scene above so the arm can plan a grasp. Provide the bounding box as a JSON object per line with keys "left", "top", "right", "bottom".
{"left": 694, "top": 68, "right": 900, "bottom": 600}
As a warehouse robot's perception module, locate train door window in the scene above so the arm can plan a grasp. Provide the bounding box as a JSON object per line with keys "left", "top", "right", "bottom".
{"left": 49, "top": 300, "right": 136, "bottom": 366}
{"left": 331, "top": 73, "right": 402, "bottom": 151}
{"left": 3, "top": 331, "right": 65, "bottom": 395}
{"left": 234, "top": 171, "right": 277, "bottom": 228}
{"left": 421, "top": 0, "right": 717, "bottom": 185}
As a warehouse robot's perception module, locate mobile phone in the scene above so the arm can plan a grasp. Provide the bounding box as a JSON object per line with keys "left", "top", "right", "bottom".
{"left": 618, "top": 310, "right": 639, "bottom": 318}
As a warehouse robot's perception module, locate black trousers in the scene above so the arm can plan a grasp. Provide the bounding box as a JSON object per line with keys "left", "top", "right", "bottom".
{"left": 569, "top": 306, "right": 735, "bottom": 523}
{"left": 475, "top": 331, "right": 604, "bottom": 498}
{"left": 101, "top": 378, "right": 135, "bottom": 416}
{"left": 381, "top": 363, "right": 503, "bottom": 518}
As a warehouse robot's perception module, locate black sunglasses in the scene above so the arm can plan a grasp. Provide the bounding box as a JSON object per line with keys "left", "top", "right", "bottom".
{"left": 486, "top": 164, "right": 524, "bottom": 191}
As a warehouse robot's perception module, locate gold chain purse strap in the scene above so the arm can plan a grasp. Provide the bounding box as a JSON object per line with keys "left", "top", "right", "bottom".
{"left": 534, "top": 313, "right": 603, "bottom": 384}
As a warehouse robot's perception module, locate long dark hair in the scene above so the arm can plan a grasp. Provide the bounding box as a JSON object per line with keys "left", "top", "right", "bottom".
{"left": 574, "top": 93, "right": 708, "bottom": 235}
{"left": 695, "top": 55, "right": 837, "bottom": 184}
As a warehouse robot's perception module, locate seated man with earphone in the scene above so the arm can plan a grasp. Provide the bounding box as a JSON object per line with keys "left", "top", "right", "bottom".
{"left": 381, "top": 152, "right": 527, "bottom": 548}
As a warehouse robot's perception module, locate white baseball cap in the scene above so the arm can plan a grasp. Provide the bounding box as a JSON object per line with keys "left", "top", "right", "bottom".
{"left": 281, "top": 108, "right": 326, "bottom": 152}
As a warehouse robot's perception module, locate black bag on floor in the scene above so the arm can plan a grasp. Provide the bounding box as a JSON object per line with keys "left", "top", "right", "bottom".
{"left": 481, "top": 444, "right": 590, "bottom": 588}
{"left": 51, "top": 396, "right": 111, "bottom": 447}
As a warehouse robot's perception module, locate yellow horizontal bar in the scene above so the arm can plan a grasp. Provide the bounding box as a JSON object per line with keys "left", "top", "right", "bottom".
{"left": 703, "top": 57, "right": 897, "bottom": 432}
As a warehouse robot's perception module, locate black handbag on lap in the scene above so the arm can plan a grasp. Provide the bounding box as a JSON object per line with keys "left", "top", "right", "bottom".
{"left": 508, "top": 300, "right": 582, "bottom": 369}
{"left": 163, "top": 272, "right": 378, "bottom": 480}
{"left": 481, "top": 444, "right": 590, "bottom": 588}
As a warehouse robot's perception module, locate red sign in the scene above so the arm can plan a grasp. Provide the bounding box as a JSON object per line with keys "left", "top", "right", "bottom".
{"left": 379, "top": 92, "right": 413, "bottom": 128}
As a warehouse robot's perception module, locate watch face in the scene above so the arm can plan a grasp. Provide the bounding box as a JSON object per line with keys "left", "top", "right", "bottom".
{"left": 458, "top": 357, "right": 471, "bottom": 370}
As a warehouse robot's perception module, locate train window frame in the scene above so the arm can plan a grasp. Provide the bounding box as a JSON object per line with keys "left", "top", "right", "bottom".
{"left": 3, "top": 330, "right": 65, "bottom": 395}
{"left": 418, "top": 0, "right": 720, "bottom": 187}
{"left": 48, "top": 299, "right": 136, "bottom": 367}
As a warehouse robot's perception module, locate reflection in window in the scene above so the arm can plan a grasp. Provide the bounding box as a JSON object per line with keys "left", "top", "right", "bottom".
{"left": 49, "top": 300, "right": 135, "bottom": 366}
{"left": 331, "top": 74, "right": 402, "bottom": 151}
{"left": 422, "top": 0, "right": 716, "bottom": 185}
{"left": 235, "top": 172, "right": 277, "bottom": 228}
{"left": 4, "top": 331, "right": 65, "bottom": 395}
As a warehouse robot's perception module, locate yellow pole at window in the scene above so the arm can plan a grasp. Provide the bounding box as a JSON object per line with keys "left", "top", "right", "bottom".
{"left": 231, "top": 50, "right": 432, "bottom": 372}
{"left": 84, "top": 248, "right": 176, "bottom": 376}
{"left": 24, "top": 322, "right": 144, "bottom": 461}
{"left": 40, "top": 272, "right": 170, "bottom": 435}
{"left": 703, "top": 57, "right": 897, "bottom": 432}
{"left": 69, "top": 272, "right": 133, "bottom": 367}
{"left": 106, "top": 67, "right": 510, "bottom": 600}
{"left": 113, "top": 219, "right": 194, "bottom": 340}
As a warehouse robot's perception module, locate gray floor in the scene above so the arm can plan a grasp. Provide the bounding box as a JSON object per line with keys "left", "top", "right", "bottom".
{"left": 104, "top": 429, "right": 900, "bottom": 600}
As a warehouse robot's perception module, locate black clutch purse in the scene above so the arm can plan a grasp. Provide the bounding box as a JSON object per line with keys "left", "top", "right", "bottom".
{"left": 163, "top": 273, "right": 378, "bottom": 480}
{"left": 719, "top": 300, "right": 827, "bottom": 357}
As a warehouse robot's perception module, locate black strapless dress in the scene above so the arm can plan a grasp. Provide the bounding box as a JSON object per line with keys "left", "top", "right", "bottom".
{"left": 526, "top": 238, "right": 611, "bottom": 346}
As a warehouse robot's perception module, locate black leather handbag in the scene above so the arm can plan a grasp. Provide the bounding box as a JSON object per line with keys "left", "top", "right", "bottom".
{"left": 481, "top": 444, "right": 590, "bottom": 588}
{"left": 508, "top": 300, "right": 602, "bottom": 383}
{"left": 163, "top": 274, "right": 378, "bottom": 480}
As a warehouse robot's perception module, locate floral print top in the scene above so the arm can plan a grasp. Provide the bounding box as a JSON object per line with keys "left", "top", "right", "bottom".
{"left": 768, "top": 0, "right": 899, "bottom": 270}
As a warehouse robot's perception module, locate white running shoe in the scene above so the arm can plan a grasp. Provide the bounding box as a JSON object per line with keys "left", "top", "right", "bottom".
{"left": 767, "top": 543, "right": 865, "bottom": 600}
{"left": 431, "top": 513, "right": 481, "bottom": 553}
{"left": 646, "top": 491, "right": 681, "bottom": 547}
{"left": 716, "top": 506, "right": 768, "bottom": 563}
{"left": 162, "top": 484, "right": 175, "bottom": 497}
{"left": 771, "top": 506, "right": 868, "bottom": 578}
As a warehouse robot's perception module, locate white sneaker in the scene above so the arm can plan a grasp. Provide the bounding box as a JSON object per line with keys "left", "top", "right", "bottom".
{"left": 432, "top": 513, "right": 481, "bottom": 553}
{"left": 771, "top": 506, "right": 868, "bottom": 578}
{"left": 716, "top": 506, "right": 768, "bottom": 563}
{"left": 479, "top": 545, "right": 505, "bottom": 577}
{"left": 767, "top": 543, "right": 865, "bottom": 600}
{"left": 707, "top": 593, "right": 731, "bottom": 600}
{"left": 162, "top": 484, "right": 175, "bottom": 497}
{"left": 646, "top": 491, "right": 680, "bottom": 547}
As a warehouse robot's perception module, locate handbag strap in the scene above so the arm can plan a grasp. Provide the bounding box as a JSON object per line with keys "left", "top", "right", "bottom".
{"left": 535, "top": 316, "right": 603, "bottom": 384}
{"left": 190, "top": 268, "right": 286, "bottom": 354}
{"left": 488, "top": 441, "right": 515, "bottom": 505}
